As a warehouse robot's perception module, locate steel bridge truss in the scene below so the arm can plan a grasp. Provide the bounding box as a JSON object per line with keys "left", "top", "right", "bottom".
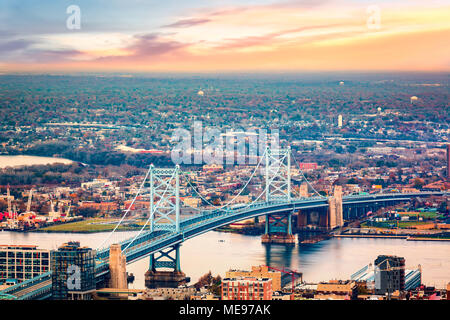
{"left": 149, "top": 165, "right": 180, "bottom": 233}
{"left": 265, "top": 212, "right": 293, "bottom": 235}
{"left": 264, "top": 147, "right": 293, "bottom": 236}
{"left": 149, "top": 244, "right": 181, "bottom": 272}
{"left": 265, "top": 147, "right": 291, "bottom": 202}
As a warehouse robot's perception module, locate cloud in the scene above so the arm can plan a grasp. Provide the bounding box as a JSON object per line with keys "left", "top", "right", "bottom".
{"left": 0, "top": 36, "right": 83, "bottom": 63}
{"left": 0, "top": 39, "right": 34, "bottom": 54}
{"left": 216, "top": 24, "right": 348, "bottom": 50}
{"left": 92, "top": 33, "right": 189, "bottom": 64}
{"left": 26, "top": 49, "right": 83, "bottom": 62}
{"left": 128, "top": 33, "right": 188, "bottom": 57}
{"left": 163, "top": 18, "right": 211, "bottom": 28}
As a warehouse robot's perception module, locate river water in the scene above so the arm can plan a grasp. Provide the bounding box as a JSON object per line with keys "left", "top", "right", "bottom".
{"left": 1, "top": 231, "right": 449, "bottom": 288}
{"left": 0, "top": 155, "right": 73, "bottom": 168}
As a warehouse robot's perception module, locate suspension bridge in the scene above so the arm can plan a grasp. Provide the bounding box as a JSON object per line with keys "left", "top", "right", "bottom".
{"left": 1, "top": 146, "right": 447, "bottom": 299}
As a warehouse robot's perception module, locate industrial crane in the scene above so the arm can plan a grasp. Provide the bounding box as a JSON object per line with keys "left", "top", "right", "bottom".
{"left": 6, "top": 185, "right": 12, "bottom": 216}
{"left": 265, "top": 265, "right": 302, "bottom": 299}
{"left": 26, "top": 188, "right": 33, "bottom": 213}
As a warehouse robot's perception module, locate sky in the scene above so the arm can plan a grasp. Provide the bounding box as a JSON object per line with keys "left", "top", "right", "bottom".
{"left": 0, "top": 0, "right": 449, "bottom": 73}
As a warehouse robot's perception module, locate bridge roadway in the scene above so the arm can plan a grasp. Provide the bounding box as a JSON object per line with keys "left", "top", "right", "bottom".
{"left": 2, "top": 191, "right": 445, "bottom": 299}
{"left": 95, "top": 191, "right": 446, "bottom": 275}
{"left": 1, "top": 272, "right": 52, "bottom": 300}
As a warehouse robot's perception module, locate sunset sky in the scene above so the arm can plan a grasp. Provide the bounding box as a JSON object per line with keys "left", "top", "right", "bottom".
{"left": 0, "top": 0, "right": 449, "bottom": 73}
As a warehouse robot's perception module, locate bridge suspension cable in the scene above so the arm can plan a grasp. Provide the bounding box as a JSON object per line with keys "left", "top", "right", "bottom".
{"left": 98, "top": 147, "right": 324, "bottom": 252}
{"left": 96, "top": 166, "right": 152, "bottom": 250}
{"left": 119, "top": 152, "right": 287, "bottom": 254}
{"left": 121, "top": 169, "right": 176, "bottom": 254}
{"left": 181, "top": 147, "right": 267, "bottom": 211}
{"left": 289, "top": 149, "right": 325, "bottom": 198}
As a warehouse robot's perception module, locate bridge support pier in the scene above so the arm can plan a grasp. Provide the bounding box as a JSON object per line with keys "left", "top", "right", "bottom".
{"left": 261, "top": 212, "right": 295, "bottom": 244}
{"left": 108, "top": 244, "right": 128, "bottom": 298}
{"left": 145, "top": 244, "right": 189, "bottom": 288}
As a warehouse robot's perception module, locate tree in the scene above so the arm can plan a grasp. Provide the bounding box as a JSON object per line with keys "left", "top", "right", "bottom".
{"left": 413, "top": 178, "right": 425, "bottom": 189}
{"left": 77, "top": 207, "right": 99, "bottom": 218}
{"left": 194, "top": 271, "right": 222, "bottom": 295}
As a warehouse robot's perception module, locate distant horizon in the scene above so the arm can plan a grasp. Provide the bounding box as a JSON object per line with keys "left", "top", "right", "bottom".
{"left": 1, "top": 70, "right": 449, "bottom": 76}
{"left": 0, "top": 0, "right": 448, "bottom": 73}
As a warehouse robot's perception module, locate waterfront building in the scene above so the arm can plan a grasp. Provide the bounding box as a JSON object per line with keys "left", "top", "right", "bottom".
{"left": 351, "top": 260, "right": 420, "bottom": 293}
{"left": 222, "top": 277, "right": 272, "bottom": 300}
{"left": 51, "top": 241, "right": 95, "bottom": 300}
{"left": 374, "top": 255, "right": 406, "bottom": 295}
{"left": 315, "top": 280, "right": 357, "bottom": 300}
{"left": 226, "top": 265, "right": 281, "bottom": 291}
{"left": 0, "top": 245, "right": 50, "bottom": 283}
{"left": 142, "top": 287, "right": 197, "bottom": 300}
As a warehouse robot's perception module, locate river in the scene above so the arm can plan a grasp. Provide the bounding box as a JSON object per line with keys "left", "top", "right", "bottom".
{"left": 0, "top": 155, "right": 73, "bottom": 168}
{"left": 0, "top": 231, "right": 449, "bottom": 288}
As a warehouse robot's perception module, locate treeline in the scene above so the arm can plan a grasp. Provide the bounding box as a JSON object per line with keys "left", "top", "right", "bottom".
{"left": 24, "top": 141, "right": 173, "bottom": 168}
{"left": 0, "top": 163, "right": 93, "bottom": 186}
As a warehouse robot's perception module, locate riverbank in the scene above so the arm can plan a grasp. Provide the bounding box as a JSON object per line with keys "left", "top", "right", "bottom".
{"left": 335, "top": 234, "right": 450, "bottom": 241}
{"left": 334, "top": 234, "right": 407, "bottom": 239}
{"left": 406, "top": 236, "right": 450, "bottom": 242}
{"left": 34, "top": 218, "right": 142, "bottom": 233}
{"left": 215, "top": 225, "right": 265, "bottom": 235}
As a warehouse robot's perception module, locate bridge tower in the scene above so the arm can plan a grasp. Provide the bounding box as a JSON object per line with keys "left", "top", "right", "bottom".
{"left": 145, "top": 165, "right": 187, "bottom": 288}
{"left": 262, "top": 147, "right": 295, "bottom": 244}
{"left": 149, "top": 165, "right": 180, "bottom": 233}
{"left": 328, "top": 185, "right": 343, "bottom": 229}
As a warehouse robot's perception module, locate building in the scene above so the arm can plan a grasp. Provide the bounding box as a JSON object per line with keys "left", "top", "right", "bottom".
{"left": 374, "top": 255, "right": 405, "bottom": 295}
{"left": 351, "top": 263, "right": 421, "bottom": 292}
{"left": 0, "top": 245, "right": 50, "bottom": 283}
{"left": 123, "top": 199, "right": 150, "bottom": 210}
{"left": 230, "top": 195, "right": 251, "bottom": 204}
{"left": 81, "top": 178, "right": 111, "bottom": 190}
{"left": 51, "top": 241, "right": 95, "bottom": 300}
{"left": 226, "top": 265, "right": 282, "bottom": 291}
{"left": 222, "top": 277, "right": 272, "bottom": 300}
{"left": 182, "top": 197, "right": 202, "bottom": 208}
{"left": 298, "top": 163, "right": 318, "bottom": 170}
{"left": 315, "top": 280, "right": 357, "bottom": 300}
{"left": 202, "top": 163, "right": 223, "bottom": 172}
{"left": 79, "top": 201, "right": 118, "bottom": 213}
{"left": 142, "top": 287, "right": 197, "bottom": 300}
{"left": 338, "top": 114, "right": 343, "bottom": 127}
{"left": 447, "top": 144, "right": 450, "bottom": 180}
{"left": 447, "top": 283, "right": 450, "bottom": 300}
